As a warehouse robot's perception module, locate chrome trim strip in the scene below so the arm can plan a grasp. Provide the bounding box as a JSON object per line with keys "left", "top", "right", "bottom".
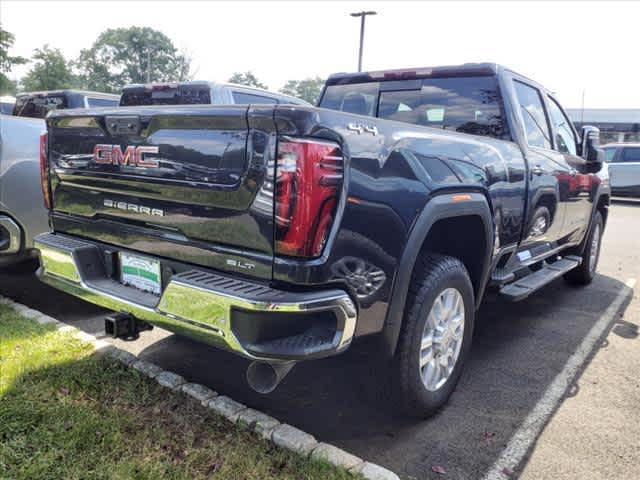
{"left": 34, "top": 233, "right": 357, "bottom": 361}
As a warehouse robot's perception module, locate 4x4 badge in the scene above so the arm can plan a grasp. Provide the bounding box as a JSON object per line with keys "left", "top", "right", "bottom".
{"left": 348, "top": 123, "right": 378, "bottom": 136}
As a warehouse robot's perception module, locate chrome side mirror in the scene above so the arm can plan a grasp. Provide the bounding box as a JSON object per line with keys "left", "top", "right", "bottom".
{"left": 581, "top": 125, "right": 604, "bottom": 164}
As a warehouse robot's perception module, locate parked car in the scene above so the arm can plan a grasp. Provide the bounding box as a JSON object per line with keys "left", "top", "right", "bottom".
{"left": 602, "top": 143, "right": 640, "bottom": 197}
{"left": 0, "top": 114, "right": 49, "bottom": 268}
{"left": 0, "top": 96, "right": 16, "bottom": 115}
{"left": 35, "top": 63, "right": 609, "bottom": 417}
{"left": 119, "top": 81, "right": 309, "bottom": 106}
{"left": 13, "top": 90, "right": 120, "bottom": 118}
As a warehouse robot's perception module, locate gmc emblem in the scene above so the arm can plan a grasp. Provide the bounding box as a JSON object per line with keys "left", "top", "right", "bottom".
{"left": 93, "top": 144, "right": 160, "bottom": 168}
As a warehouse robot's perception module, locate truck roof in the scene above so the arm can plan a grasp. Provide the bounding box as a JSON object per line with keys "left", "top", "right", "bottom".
{"left": 325, "top": 63, "right": 535, "bottom": 86}
{"left": 15, "top": 89, "right": 119, "bottom": 99}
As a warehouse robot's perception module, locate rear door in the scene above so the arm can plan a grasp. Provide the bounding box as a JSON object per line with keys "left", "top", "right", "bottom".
{"left": 511, "top": 79, "right": 570, "bottom": 252}
{"left": 545, "top": 95, "right": 593, "bottom": 242}
{"left": 47, "top": 105, "right": 276, "bottom": 279}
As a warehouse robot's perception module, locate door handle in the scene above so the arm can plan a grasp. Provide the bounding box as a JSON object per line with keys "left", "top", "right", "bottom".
{"left": 531, "top": 165, "right": 544, "bottom": 176}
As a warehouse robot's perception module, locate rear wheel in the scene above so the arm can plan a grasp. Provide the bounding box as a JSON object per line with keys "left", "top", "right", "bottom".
{"left": 393, "top": 254, "right": 475, "bottom": 418}
{"left": 564, "top": 211, "right": 603, "bottom": 285}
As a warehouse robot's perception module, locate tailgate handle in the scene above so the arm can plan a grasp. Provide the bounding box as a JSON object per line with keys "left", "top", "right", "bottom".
{"left": 105, "top": 116, "right": 141, "bottom": 136}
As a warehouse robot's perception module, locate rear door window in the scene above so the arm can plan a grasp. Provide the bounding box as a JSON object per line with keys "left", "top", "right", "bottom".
{"left": 231, "top": 92, "right": 277, "bottom": 104}
{"left": 621, "top": 147, "right": 640, "bottom": 162}
{"left": 513, "top": 81, "right": 552, "bottom": 149}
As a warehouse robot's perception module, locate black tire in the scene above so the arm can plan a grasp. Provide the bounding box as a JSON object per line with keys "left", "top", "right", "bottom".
{"left": 564, "top": 211, "right": 604, "bottom": 286}
{"left": 393, "top": 253, "right": 475, "bottom": 418}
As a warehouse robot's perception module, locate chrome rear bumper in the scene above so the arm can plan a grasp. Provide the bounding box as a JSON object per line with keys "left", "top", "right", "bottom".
{"left": 35, "top": 233, "right": 357, "bottom": 361}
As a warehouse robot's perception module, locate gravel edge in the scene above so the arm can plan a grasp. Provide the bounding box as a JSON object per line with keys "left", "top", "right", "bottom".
{"left": 0, "top": 295, "right": 400, "bottom": 480}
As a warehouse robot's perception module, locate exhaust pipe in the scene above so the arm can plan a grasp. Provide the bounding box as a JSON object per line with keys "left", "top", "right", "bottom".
{"left": 246, "top": 361, "right": 296, "bottom": 394}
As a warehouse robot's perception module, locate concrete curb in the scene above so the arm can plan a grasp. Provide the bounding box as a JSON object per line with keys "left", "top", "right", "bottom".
{"left": 0, "top": 294, "right": 400, "bottom": 480}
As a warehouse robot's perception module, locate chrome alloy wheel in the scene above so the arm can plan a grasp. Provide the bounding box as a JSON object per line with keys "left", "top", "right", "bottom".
{"left": 419, "top": 287, "right": 465, "bottom": 391}
{"left": 530, "top": 215, "right": 548, "bottom": 237}
{"left": 589, "top": 222, "right": 601, "bottom": 273}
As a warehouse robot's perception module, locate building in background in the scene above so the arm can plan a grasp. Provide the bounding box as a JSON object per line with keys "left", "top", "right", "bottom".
{"left": 567, "top": 109, "right": 640, "bottom": 144}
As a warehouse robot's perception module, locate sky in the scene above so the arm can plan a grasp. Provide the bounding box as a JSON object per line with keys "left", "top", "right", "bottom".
{"left": 2, "top": 0, "right": 639, "bottom": 109}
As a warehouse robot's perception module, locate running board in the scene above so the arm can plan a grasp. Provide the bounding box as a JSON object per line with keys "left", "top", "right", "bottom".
{"left": 499, "top": 256, "right": 582, "bottom": 302}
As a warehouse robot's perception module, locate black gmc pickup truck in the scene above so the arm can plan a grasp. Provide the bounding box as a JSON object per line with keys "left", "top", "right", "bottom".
{"left": 35, "top": 64, "right": 609, "bottom": 417}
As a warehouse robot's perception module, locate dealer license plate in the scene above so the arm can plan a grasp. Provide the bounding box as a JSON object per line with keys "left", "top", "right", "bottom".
{"left": 120, "top": 252, "right": 162, "bottom": 296}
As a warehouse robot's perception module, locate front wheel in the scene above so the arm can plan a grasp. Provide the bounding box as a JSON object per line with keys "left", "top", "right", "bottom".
{"left": 393, "top": 254, "right": 475, "bottom": 418}
{"left": 564, "top": 211, "right": 603, "bottom": 286}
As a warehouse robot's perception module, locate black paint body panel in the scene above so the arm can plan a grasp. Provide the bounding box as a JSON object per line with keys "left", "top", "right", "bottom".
{"left": 44, "top": 64, "right": 609, "bottom": 354}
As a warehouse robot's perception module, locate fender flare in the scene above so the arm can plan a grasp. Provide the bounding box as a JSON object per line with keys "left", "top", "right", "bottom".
{"left": 575, "top": 187, "right": 611, "bottom": 255}
{"left": 381, "top": 192, "right": 494, "bottom": 357}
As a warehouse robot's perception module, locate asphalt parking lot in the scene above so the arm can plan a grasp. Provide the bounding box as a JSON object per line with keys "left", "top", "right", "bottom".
{"left": 1, "top": 199, "right": 638, "bottom": 480}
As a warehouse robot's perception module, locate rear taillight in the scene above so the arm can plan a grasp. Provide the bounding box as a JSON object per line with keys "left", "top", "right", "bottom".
{"left": 275, "top": 138, "right": 344, "bottom": 258}
{"left": 39, "top": 132, "right": 51, "bottom": 209}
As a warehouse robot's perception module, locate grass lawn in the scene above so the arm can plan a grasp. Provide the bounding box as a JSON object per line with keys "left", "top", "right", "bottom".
{"left": 0, "top": 305, "right": 354, "bottom": 480}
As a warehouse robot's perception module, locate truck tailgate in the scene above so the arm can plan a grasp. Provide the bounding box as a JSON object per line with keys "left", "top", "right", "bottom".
{"left": 46, "top": 105, "right": 276, "bottom": 279}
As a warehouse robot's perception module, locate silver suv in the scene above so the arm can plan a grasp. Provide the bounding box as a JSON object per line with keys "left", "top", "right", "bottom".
{"left": 0, "top": 114, "right": 49, "bottom": 267}
{"left": 603, "top": 143, "right": 640, "bottom": 197}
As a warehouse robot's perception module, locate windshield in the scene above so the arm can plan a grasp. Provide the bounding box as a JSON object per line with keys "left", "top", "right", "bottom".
{"left": 320, "top": 76, "right": 509, "bottom": 140}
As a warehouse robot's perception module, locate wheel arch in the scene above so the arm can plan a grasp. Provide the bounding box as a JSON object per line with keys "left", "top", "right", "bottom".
{"left": 381, "top": 192, "right": 494, "bottom": 357}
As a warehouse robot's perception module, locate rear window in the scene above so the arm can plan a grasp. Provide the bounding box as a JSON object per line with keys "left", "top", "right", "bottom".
{"left": 231, "top": 92, "right": 277, "bottom": 104}
{"left": 87, "top": 97, "right": 119, "bottom": 108}
{"left": 320, "top": 76, "right": 509, "bottom": 139}
{"left": 319, "top": 83, "right": 378, "bottom": 117}
{"left": 13, "top": 95, "right": 67, "bottom": 118}
{"left": 120, "top": 86, "right": 211, "bottom": 106}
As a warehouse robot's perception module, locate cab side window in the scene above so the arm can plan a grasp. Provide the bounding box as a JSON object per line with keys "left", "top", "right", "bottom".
{"left": 232, "top": 92, "right": 277, "bottom": 104}
{"left": 546, "top": 97, "right": 577, "bottom": 155}
{"left": 604, "top": 148, "right": 617, "bottom": 162}
{"left": 87, "top": 97, "right": 119, "bottom": 108}
{"left": 513, "top": 81, "right": 552, "bottom": 149}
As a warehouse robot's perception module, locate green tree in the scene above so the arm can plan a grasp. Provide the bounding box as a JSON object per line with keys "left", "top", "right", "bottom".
{"left": 0, "top": 25, "right": 27, "bottom": 94}
{"left": 77, "top": 27, "right": 192, "bottom": 93}
{"left": 227, "top": 71, "right": 268, "bottom": 90}
{"left": 279, "top": 76, "right": 324, "bottom": 104}
{"left": 21, "top": 45, "right": 76, "bottom": 91}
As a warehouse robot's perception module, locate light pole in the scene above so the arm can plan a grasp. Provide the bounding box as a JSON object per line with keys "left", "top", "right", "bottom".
{"left": 350, "top": 11, "right": 377, "bottom": 72}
